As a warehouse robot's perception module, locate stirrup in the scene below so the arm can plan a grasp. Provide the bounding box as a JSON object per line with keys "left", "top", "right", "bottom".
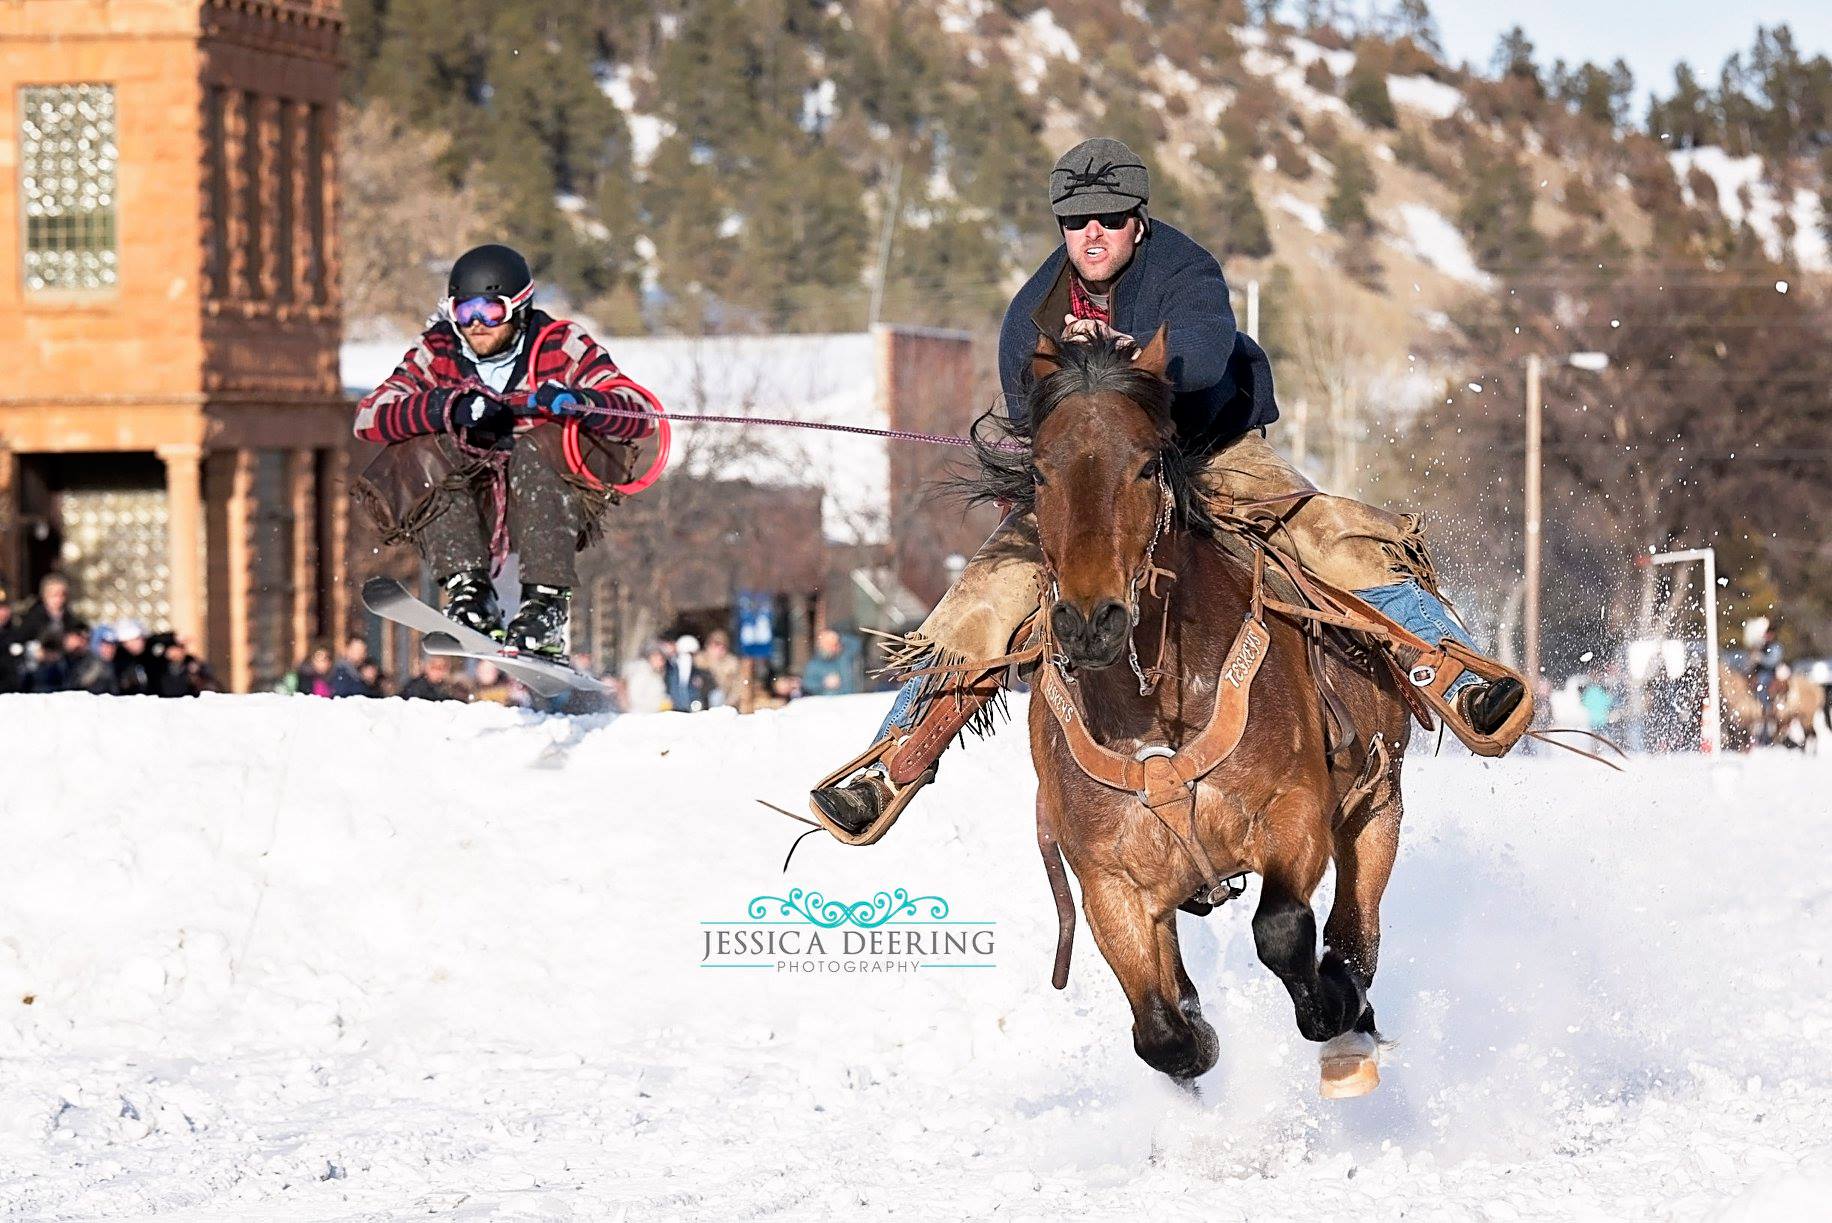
{"left": 807, "top": 735, "right": 935, "bottom": 846}
{"left": 1400, "top": 639, "right": 1534, "bottom": 756}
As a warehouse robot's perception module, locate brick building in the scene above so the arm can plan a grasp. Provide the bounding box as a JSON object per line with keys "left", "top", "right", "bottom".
{"left": 0, "top": 0, "right": 349, "bottom": 691}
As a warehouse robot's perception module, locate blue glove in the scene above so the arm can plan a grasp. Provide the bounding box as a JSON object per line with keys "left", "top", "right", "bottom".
{"left": 532, "top": 381, "right": 589, "bottom": 416}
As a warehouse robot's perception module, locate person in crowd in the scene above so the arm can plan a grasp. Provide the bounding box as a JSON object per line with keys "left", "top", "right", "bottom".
{"left": 469, "top": 659, "right": 519, "bottom": 705}
{"left": 799, "top": 628, "right": 857, "bottom": 697}
{"left": 701, "top": 629, "right": 744, "bottom": 708}
{"left": 331, "top": 635, "right": 377, "bottom": 697}
{"left": 1581, "top": 676, "right": 1615, "bottom": 734}
{"left": 157, "top": 637, "right": 219, "bottom": 697}
{"left": 112, "top": 621, "right": 156, "bottom": 696}
{"left": 65, "top": 624, "right": 118, "bottom": 694}
{"left": 400, "top": 654, "right": 467, "bottom": 701}
{"left": 666, "top": 634, "right": 714, "bottom": 711}
{"left": 291, "top": 642, "right": 337, "bottom": 698}
{"left": 16, "top": 573, "right": 88, "bottom": 644}
{"left": 619, "top": 643, "right": 669, "bottom": 713}
{"left": 359, "top": 660, "right": 389, "bottom": 696}
{"left": 30, "top": 633, "right": 69, "bottom": 691}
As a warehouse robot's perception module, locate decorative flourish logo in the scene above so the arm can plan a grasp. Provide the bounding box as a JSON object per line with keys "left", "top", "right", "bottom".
{"left": 747, "top": 888, "right": 949, "bottom": 929}
{"left": 702, "top": 885, "right": 996, "bottom": 975}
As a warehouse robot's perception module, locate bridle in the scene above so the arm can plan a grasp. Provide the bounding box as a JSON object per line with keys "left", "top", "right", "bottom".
{"left": 1043, "top": 467, "right": 1178, "bottom": 697}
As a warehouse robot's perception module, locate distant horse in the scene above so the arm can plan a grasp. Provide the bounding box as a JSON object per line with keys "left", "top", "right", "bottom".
{"left": 969, "top": 330, "right": 1413, "bottom": 1097}
{"left": 1721, "top": 663, "right": 1822, "bottom": 751}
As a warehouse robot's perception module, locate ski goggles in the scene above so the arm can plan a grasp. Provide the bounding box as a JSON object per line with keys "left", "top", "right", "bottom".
{"left": 443, "top": 283, "right": 534, "bottom": 327}
{"left": 1059, "top": 209, "right": 1136, "bottom": 233}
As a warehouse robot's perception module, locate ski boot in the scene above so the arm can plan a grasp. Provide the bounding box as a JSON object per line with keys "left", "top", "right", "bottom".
{"left": 504, "top": 584, "right": 571, "bottom": 659}
{"left": 440, "top": 569, "right": 505, "bottom": 641}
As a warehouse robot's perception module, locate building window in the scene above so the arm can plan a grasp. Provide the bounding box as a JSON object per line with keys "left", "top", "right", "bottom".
{"left": 20, "top": 83, "right": 118, "bottom": 292}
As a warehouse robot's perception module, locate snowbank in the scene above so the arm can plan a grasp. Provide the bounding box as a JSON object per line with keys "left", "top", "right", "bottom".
{"left": 1, "top": 693, "right": 1828, "bottom": 1217}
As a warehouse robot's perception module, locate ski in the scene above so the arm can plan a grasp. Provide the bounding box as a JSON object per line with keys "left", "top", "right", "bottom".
{"left": 420, "top": 631, "right": 609, "bottom": 699}
{"left": 361, "top": 577, "right": 606, "bottom": 699}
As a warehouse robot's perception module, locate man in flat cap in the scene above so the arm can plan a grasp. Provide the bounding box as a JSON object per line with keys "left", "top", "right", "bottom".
{"left": 809, "top": 137, "right": 1525, "bottom": 842}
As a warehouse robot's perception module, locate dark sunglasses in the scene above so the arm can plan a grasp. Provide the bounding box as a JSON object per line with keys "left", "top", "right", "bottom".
{"left": 1059, "top": 210, "right": 1135, "bottom": 232}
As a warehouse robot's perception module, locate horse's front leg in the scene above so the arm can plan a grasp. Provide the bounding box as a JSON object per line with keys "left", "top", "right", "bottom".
{"left": 1251, "top": 792, "right": 1367, "bottom": 1053}
{"left": 1081, "top": 867, "right": 1218, "bottom": 1082}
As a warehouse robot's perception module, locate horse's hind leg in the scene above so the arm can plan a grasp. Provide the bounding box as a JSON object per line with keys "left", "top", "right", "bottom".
{"left": 1252, "top": 794, "right": 1367, "bottom": 1055}
{"left": 1082, "top": 871, "right": 1218, "bottom": 1082}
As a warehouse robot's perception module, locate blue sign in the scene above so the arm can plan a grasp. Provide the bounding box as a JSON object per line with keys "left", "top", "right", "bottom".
{"left": 735, "top": 591, "right": 774, "bottom": 658}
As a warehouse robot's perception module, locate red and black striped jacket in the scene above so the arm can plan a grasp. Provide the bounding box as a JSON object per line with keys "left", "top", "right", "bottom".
{"left": 353, "top": 309, "right": 657, "bottom": 445}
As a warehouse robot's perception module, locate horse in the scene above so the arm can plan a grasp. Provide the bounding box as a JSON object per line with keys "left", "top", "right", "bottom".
{"left": 965, "top": 328, "right": 1414, "bottom": 1097}
{"left": 1721, "top": 662, "right": 1823, "bottom": 751}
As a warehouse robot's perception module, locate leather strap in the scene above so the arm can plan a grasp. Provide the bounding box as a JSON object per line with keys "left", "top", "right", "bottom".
{"left": 886, "top": 671, "right": 1004, "bottom": 785}
{"left": 1036, "top": 613, "right": 1270, "bottom": 804}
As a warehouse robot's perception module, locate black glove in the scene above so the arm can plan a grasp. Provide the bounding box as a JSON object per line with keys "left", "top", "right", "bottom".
{"left": 530, "top": 381, "right": 594, "bottom": 416}
{"left": 449, "top": 390, "right": 516, "bottom": 449}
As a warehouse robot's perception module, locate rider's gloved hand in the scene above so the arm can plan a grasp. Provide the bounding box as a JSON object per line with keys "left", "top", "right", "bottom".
{"left": 449, "top": 389, "right": 516, "bottom": 449}
{"left": 530, "top": 381, "right": 592, "bottom": 416}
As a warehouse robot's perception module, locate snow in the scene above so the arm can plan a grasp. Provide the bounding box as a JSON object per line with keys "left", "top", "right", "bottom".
{"left": 1286, "top": 36, "right": 1355, "bottom": 78}
{"left": 596, "top": 64, "right": 673, "bottom": 168}
{"left": 1273, "top": 192, "right": 1326, "bottom": 234}
{"left": 1386, "top": 74, "right": 1464, "bottom": 120}
{"left": 1023, "top": 8, "right": 1081, "bottom": 64}
{"left": 2, "top": 694, "right": 1830, "bottom": 1217}
{"left": 340, "top": 331, "right": 894, "bottom": 546}
{"left": 1242, "top": 45, "right": 1350, "bottom": 119}
{"left": 1388, "top": 202, "right": 1494, "bottom": 288}
{"left": 1670, "top": 147, "right": 1828, "bottom": 269}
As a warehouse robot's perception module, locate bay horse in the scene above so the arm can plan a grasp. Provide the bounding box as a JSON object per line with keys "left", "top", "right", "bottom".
{"left": 969, "top": 329, "right": 1414, "bottom": 1097}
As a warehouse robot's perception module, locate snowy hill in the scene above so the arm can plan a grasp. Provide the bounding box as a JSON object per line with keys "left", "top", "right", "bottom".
{"left": 2, "top": 693, "right": 1829, "bottom": 1217}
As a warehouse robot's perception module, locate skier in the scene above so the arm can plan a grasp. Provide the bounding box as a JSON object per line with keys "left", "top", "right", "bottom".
{"left": 353, "top": 244, "right": 655, "bottom": 658}
{"left": 810, "top": 137, "right": 1527, "bottom": 840}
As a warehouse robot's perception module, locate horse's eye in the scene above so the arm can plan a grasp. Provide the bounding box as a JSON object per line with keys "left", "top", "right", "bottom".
{"left": 1138, "top": 456, "right": 1161, "bottom": 480}
{"left": 1026, "top": 463, "right": 1047, "bottom": 486}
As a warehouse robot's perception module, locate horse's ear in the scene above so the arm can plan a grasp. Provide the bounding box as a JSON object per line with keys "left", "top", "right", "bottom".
{"left": 1031, "top": 331, "right": 1062, "bottom": 384}
{"left": 1132, "top": 323, "right": 1170, "bottom": 380}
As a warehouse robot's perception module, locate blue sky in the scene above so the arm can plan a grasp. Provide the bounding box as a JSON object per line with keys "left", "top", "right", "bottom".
{"left": 1430, "top": 2, "right": 1832, "bottom": 102}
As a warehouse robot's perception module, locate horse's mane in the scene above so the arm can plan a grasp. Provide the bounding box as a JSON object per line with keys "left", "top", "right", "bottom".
{"left": 948, "top": 333, "right": 1224, "bottom": 537}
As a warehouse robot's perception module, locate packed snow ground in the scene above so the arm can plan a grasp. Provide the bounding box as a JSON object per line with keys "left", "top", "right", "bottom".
{"left": 1, "top": 692, "right": 1829, "bottom": 1219}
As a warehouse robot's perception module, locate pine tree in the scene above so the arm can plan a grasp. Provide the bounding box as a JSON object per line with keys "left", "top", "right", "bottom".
{"left": 1196, "top": 143, "right": 1274, "bottom": 260}
{"left": 1345, "top": 41, "right": 1398, "bottom": 129}
{"left": 1491, "top": 26, "right": 1541, "bottom": 96}
{"left": 1394, "top": 0, "right": 1443, "bottom": 57}
{"left": 1326, "top": 142, "right": 1376, "bottom": 235}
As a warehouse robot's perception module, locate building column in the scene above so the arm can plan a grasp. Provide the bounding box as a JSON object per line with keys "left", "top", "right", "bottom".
{"left": 158, "top": 444, "right": 204, "bottom": 647}
{"left": 319, "top": 446, "right": 349, "bottom": 645}
{"left": 288, "top": 447, "right": 317, "bottom": 659}
{"left": 0, "top": 448, "right": 17, "bottom": 600}
{"left": 226, "top": 448, "right": 255, "bottom": 693}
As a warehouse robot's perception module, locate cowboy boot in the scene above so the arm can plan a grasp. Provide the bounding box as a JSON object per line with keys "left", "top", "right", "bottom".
{"left": 1456, "top": 675, "right": 1526, "bottom": 737}
{"left": 808, "top": 671, "right": 1003, "bottom": 845}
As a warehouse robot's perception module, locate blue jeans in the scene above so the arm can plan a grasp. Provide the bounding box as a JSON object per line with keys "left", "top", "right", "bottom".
{"left": 876, "top": 676, "right": 925, "bottom": 738}
{"left": 1356, "top": 580, "right": 1482, "bottom": 695}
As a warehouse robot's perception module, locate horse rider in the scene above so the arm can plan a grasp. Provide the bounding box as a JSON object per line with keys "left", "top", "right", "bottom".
{"left": 352, "top": 244, "right": 656, "bottom": 657}
{"left": 809, "top": 137, "right": 1526, "bottom": 839}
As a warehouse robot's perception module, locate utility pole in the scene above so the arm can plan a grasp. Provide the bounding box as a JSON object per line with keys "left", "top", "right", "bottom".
{"left": 866, "top": 160, "right": 903, "bottom": 330}
{"left": 1524, "top": 352, "right": 1542, "bottom": 688}
{"left": 1246, "top": 278, "right": 1260, "bottom": 338}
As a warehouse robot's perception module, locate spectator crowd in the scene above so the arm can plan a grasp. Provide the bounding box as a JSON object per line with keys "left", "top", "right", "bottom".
{"left": 5, "top": 573, "right": 884, "bottom": 717}
{"left": 1, "top": 574, "right": 220, "bottom": 697}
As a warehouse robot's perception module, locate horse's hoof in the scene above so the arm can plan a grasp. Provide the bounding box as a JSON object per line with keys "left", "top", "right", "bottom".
{"left": 1318, "top": 1031, "right": 1380, "bottom": 1099}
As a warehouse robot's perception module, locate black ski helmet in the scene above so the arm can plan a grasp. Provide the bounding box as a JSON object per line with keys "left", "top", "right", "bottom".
{"left": 447, "top": 243, "right": 534, "bottom": 309}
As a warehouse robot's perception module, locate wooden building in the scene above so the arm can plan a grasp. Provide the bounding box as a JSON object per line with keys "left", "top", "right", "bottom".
{"left": 0, "top": 0, "right": 348, "bottom": 690}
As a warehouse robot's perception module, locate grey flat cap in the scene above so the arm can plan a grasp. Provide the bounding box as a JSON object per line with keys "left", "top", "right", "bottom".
{"left": 1049, "top": 137, "right": 1150, "bottom": 215}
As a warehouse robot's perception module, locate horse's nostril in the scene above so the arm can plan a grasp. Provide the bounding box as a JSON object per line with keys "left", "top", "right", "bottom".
{"left": 1051, "top": 602, "right": 1083, "bottom": 642}
{"left": 1092, "top": 600, "right": 1129, "bottom": 642}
